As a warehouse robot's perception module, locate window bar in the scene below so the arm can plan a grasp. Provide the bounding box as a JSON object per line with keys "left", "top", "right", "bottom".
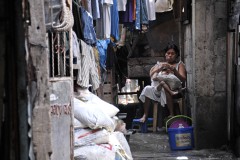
{"left": 69, "top": 29, "right": 73, "bottom": 78}
{"left": 51, "top": 32, "right": 55, "bottom": 77}
{"left": 57, "top": 32, "right": 60, "bottom": 76}
{"left": 63, "top": 32, "right": 66, "bottom": 76}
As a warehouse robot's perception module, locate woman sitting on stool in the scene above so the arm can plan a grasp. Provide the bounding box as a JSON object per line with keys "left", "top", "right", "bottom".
{"left": 139, "top": 43, "right": 187, "bottom": 123}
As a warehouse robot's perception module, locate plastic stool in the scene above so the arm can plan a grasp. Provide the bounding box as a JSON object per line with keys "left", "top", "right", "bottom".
{"left": 131, "top": 118, "right": 153, "bottom": 133}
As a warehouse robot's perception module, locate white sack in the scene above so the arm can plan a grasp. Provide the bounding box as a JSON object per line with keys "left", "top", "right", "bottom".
{"left": 85, "top": 92, "right": 119, "bottom": 117}
{"left": 75, "top": 89, "right": 119, "bottom": 117}
{"left": 74, "top": 98, "right": 115, "bottom": 131}
{"left": 109, "top": 132, "right": 133, "bottom": 160}
{"left": 74, "top": 128, "right": 110, "bottom": 147}
{"left": 74, "top": 118, "right": 87, "bottom": 129}
{"left": 74, "top": 144, "right": 115, "bottom": 160}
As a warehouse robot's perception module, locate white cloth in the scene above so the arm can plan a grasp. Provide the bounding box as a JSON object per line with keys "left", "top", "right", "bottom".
{"left": 103, "top": 0, "right": 113, "bottom": 4}
{"left": 145, "top": 0, "right": 156, "bottom": 21}
{"left": 117, "top": 0, "right": 127, "bottom": 11}
{"left": 72, "top": 31, "right": 81, "bottom": 64}
{"left": 77, "top": 40, "right": 100, "bottom": 90}
{"left": 156, "top": 72, "right": 182, "bottom": 91}
{"left": 96, "top": 1, "right": 104, "bottom": 39}
{"left": 155, "top": 0, "right": 174, "bottom": 13}
{"left": 103, "top": 3, "right": 112, "bottom": 38}
{"left": 96, "top": 0, "right": 113, "bottom": 39}
{"left": 139, "top": 80, "right": 166, "bottom": 107}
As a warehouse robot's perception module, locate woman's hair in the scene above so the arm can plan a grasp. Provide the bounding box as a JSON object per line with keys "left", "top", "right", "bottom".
{"left": 164, "top": 43, "right": 180, "bottom": 57}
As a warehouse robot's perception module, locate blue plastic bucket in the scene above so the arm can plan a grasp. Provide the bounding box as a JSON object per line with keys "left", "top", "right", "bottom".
{"left": 167, "top": 126, "right": 194, "bottom": 150}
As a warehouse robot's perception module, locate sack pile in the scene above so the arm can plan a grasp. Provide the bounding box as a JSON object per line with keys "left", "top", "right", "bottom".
{"left": 73, "top": 91, "right": 133, "bottom": 160}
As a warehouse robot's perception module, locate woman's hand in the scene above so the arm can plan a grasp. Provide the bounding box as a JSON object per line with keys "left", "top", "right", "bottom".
{"left": 160, "top": 64, "right": 172, "bottom": 70}
{"left": 168, "top": 65, "right": 176, "bottom": 72}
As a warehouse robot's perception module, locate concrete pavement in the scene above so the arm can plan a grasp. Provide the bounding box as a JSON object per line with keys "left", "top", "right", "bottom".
{"left": 128, "top": 130, "right": 237, "bottom": 160}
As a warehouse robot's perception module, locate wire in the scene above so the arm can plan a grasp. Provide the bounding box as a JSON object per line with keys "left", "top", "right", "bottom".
{"left": 72, "top": 0, "right": 81, "bottom": 8}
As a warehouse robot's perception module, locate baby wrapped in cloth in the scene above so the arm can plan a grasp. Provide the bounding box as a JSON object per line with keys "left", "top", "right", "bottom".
{"left": 139, "top": 61, "right": 183, "bottom": 107}
{"left": 156, "top": 69, "right": 182, "bottom": 91}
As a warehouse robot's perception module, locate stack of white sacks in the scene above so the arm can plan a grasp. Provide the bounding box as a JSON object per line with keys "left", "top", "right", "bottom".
{"left": 73, "top": 89, "right": 133, "bottom": 160}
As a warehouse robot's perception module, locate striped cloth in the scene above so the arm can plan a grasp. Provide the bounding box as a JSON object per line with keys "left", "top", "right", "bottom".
{"left": 77, "top": 40, "right": 100, "bottom": 90}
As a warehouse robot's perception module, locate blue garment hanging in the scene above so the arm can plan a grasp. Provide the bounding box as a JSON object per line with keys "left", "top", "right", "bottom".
{"left": 110, "top": 0, "right": 119, "bottom": 41}
{"left": 96, "top": 39, "right": 111, "bottom": 70}
{"left": 79, "top": 7, "right": 97, "bottom": 45}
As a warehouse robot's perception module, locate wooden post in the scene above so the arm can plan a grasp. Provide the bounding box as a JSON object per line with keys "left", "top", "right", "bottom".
{"left": 153, "top": 102, "right": 158, "bottom": 132}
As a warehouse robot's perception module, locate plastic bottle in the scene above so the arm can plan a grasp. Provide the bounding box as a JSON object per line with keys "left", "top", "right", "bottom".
{"left": 178, "top": 123, "right": 184, "bottom": 128}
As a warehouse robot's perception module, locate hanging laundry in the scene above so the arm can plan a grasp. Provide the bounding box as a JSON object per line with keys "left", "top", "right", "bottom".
{"left": 155, "top": 0, "right": 174, "bottom": 13}
{"left": 72, "top": 31, "right": 81, "bottom": 66}
{"left": 91, "top": 0, "right": 100, "bottom": 20}
{"left": 132, "top": 0, "right": 136, "bottom": 20}
{"left": 92, "top": 47, "right": 101, "bottom": 81}
{"left": 96, "top": 39, "right": 111, "bottom": 70}
{"left": 72, "top": 0, "right": 84, "bottom": 40}
{"left": 79, "top": 7, "right": 97, "bottom": 45}
{"left": 135, "top": 0, "right": 140, "bottom": 29}
{"left": 135, "top": 0, "right": 148, "bottom": 30}
{"left": 117, "top": 0, "right": 127, "bottom": 11}
{"left": 106, "top": 42, "right": 116, "bottom": 70}
{"left": 119, "top": 0, "right": 134, "bottom": 24}
{"left": 81, "top": 0, "right": 93, "bottom": 16}
{"left": 77, "top": 40, "right": 100, "bottom": 90}
{"left": 116, "top": 24, "right": 126, "bottom": 46}
{"left": 115, "top": 46, "right": 129, "bottom": 89}
{"left": 110, "top": 0, "right": 119, "bottom": 41}
{"left": 96, "top": 0, "right": 113, "bottom": 39}
{"left": 145, "top": 0, "right": 156, "bottom": 21}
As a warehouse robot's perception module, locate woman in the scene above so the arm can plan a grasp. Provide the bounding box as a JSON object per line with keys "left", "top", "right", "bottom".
{"left": 152, "top": 61, "right": 183, "bottom": 95}
{"left": 139, "top": 43, "right": 187, "bottom": 123}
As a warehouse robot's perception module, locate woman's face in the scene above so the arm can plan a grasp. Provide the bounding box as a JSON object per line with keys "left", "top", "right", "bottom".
{"left": 165, "top": 48, "right": 177, "bottom": 63}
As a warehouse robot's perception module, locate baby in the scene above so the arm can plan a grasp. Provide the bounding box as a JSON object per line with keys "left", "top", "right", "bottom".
{"left": 152, "top": 63, "right": 182, "bottom": 96}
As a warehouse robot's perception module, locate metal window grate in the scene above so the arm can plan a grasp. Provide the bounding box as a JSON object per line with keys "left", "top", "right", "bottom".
{"left": 48, "top": 31, "right": 71, "bottom": 78}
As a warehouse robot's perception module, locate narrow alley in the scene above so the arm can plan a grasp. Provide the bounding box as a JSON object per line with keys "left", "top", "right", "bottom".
{"left": 129, "top": 131, "right": 236, "bottom": 160}
{"left": 1, "top": 0, "right": 240, "bottom": 160}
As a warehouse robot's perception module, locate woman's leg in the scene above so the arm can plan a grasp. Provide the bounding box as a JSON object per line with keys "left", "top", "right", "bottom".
{"left": 155, "top": 81, "right": 175, "bottom": 117}
{"left": 159, "top": 81, "right": 178, "bottom": 96}
{"left": 140, "top": 96, "right": 151, "bottom": 123}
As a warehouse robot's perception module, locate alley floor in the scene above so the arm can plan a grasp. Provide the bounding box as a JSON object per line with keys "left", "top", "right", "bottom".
{"left": 128, "top": 129, "right": 237, "bottom": 160}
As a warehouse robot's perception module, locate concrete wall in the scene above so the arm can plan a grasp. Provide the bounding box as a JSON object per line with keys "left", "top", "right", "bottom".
{"left": 228, "top": 0, "right": 240, "bottom": 31}
{"left": 183, "top": 25, "right": 194, "bottom": 110}
{"left": 147, "top": 13, "right": 180, "bottom": 55}
{"left": 229, "top": 0, "right": 240, "bottom": 156}
{"left": 0, "top": 0, "right": 5, "bottom": 146}
{"left": 28, "top": 0, "right": 52, "bottom": 156}
{"left": 28, "top": 0, "right": 74, "bottom": 159}
{"left": 184, "top": 0, "right": 228, "bottom": 149}
{"left": 49, "top": 80, "right": 73, "bottom": 160}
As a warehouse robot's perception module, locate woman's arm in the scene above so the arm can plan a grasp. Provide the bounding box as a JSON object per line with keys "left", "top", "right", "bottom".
{"left": 171, "top": 63, "right": 187, "bottom": 83}
{"left": 149, "top": 63, "right": 164, "bottom": 78}
{"left": 151, "top": 72, "right": 159, "bottom": 81}
{"left": 149, "top": 64, "right": 159, "bottom": 78}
